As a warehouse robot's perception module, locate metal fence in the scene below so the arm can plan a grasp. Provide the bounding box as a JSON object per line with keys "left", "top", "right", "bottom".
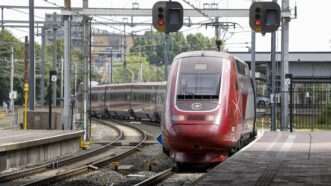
{"left": 289, "top": 76, "right": 331, "bottom": 130}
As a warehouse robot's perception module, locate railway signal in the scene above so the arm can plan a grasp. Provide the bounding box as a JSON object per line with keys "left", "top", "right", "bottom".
{"left": 152, "top": 1, "right": 183, "bottom": 33}
{"left": 249, "top": 2, "right": 281, "bottom": 34}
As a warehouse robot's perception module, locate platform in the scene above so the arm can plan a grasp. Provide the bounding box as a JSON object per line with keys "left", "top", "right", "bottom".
{"left": 0, "top": 129, "right": 83, "bottom": 172}
{"left": 196, "top": 131, "right": 331, "bottom": 186}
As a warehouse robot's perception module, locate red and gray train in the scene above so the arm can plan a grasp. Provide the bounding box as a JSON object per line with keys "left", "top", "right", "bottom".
{"left": 89, "top": 51, "right": 256, "bottom": 164}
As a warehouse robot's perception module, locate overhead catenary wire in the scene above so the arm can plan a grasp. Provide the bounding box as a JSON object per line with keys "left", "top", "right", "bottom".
{"left": 43, "top": 0, "right": 61, "bottom": 7}
{"left": 9, "top": 8, "right": 44, "bottom": 20}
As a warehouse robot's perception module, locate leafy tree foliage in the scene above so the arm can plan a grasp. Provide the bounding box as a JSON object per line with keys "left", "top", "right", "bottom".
{"left": 0, "top": 30, "right": 78, "bottom": 105}
{"left": 112, "top": 54, "right": 164, "bottom": 83}
{"left": 0, "top": 30, "right": 25, "bottom": 104}
{"left": 130, "top": 31, "right": 215, "bottom": 66}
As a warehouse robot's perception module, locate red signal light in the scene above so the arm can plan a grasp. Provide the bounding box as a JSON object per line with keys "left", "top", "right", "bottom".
{"left": 158, "top": 18, "right": 165, "bottom": 26}
{"left": 255, "top": 19, "right": 262, "bottom": 26}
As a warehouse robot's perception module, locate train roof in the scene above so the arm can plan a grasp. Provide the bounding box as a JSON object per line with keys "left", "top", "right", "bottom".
{"left": 174, "top": 50, "right": 233, "bottom": 59}
{"left": 174, "top": 50, "right": 248, "bottom": 66}
{"left": 92, "top": 81, "right": 167, "bottom": 89}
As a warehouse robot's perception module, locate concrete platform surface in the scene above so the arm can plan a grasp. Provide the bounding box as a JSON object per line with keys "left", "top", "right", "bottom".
{"left": 0, "top": 129, "right": 83, "bottom": 172}
{"left": 0, "top": 129, "right": 83, "bottom": 152}
{"left": 196, "top": 131, "right": 331, "bottom": 186}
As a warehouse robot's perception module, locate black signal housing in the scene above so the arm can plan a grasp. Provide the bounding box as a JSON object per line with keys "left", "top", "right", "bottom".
{"left": 249, "top": 2, "right": 281, "bottom": 34}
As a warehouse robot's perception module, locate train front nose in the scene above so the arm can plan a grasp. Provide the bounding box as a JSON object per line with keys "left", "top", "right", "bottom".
{"left": 166, "top": 118, "right": 223, "bottom": 152}
{"left": 165, "top": 121, "right": 229, "bottom": 163}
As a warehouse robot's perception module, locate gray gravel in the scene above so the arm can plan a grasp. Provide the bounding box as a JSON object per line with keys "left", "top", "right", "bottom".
{"left": 52, "top": 169, "right": 125, "bottom": 186}
{"left": 52, "top": 121, "right": 174, "bottom": 186}
{"left": 114, "top": 143, "right": 173, "bottom": 173}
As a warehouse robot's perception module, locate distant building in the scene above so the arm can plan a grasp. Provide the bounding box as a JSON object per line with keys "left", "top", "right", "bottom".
{"left": 91, "top": 30, "right": 134, "bottom": 83}
{"left": 43, "top": 14, "right": 135, "bottom": 83}
{"left": 92, "top": 30, "right": 134, "bottom": 62}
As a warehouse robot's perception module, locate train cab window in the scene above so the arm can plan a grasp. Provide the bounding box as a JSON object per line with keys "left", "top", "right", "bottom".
{"left": 177, "top": 57, "right": 222, "bottom": 99}
{"left": 245, "top": 66, "right": 250, "bottom": 76}
{"left": 236, "top": 60, "right": 245, "bottom": 75}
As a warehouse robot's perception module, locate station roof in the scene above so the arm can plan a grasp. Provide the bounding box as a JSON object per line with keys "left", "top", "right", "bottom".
{"left": 229, "top": 51, "right": 331, "bottom": 63}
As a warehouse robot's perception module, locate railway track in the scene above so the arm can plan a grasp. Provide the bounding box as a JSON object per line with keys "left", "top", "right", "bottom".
{"left": 0, "top": 119, "right": 151, "bottom": 186}
{"left": 134, "top": 168, "right": 174, "bottom": 186}
{"left": 134, "top": 168, "right": 205, "bottom": 186}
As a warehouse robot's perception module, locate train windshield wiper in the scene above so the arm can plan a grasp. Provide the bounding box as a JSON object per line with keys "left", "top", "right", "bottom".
{"left": 177, "top": 95, "right": 219, "bottom": 99}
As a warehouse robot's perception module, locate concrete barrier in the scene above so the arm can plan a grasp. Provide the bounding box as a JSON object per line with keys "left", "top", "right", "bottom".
{"left": 0, "top": 130, "right": 83, "bottom": 172}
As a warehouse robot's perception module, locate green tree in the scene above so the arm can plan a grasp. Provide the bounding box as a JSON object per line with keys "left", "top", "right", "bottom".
{"left": 186, "top": 33, "right": 214, "bottom": 50}
{"left": 112, "top": 54, "right": 164, "bottom": 83}
{"left": 0, "top": 30, "right": 25, "bottom": 104}
{"left": 130, "top": 31, "right": 215, "bottom": 67}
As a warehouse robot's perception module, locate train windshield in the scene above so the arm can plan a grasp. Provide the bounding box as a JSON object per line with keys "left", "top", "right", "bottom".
{"left": 177, "top": 57, "right": 222, "bottom": 99}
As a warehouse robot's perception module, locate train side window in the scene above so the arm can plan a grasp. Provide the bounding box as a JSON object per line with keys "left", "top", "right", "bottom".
{"left": 133, "top": 92, "right": 137, "bottom": 101}
{"left": 245, "top": 65, "right": 249, "bottom": 76}
{"left": 145, "top": 93, "right": 149, "bottom": 103}
{"left": 156, "top": 94, "right": 160, "bottom": 104}
{"left": 148, "top": 93, "right": 152, "bottom": 103}
{"left": 98, "top": 92, "right": 102, "bottom": 101}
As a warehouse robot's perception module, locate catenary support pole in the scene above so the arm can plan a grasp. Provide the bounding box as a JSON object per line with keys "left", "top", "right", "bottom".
{"left": 63, "top": 0, "right": 72, "bottom": 130}
{"left": 164, "top": 33, "right": 169, "bottom": 80}
{"left": 82, "top": 0, "right": 90, "bottom": 144}
{"left": 123, "top": 22, "right": 128, "bottom": 82}
{"left": 28, "top": 0, "right": 35, "bottom": 111}
{"left": 271, "top": 31, "right": 277, "bottom": 131}
{"left": 110, "top": 48, "right": 113, "bottom": 83}
{"left": 215, "top": 17, "right": 221, "bottom": 51}
{"left": 40, "top": 27, "right": 46, "bottom": 106}
{"left": 270, "top": 0, "right": 278, "bottom": 131}
{"left": 251, "top": 31, "right": 256, "bottom": 93}
{"left": 10, "top": 46, "right": 14, "bottom": 112}
{"left": 74, "top": 63, "right": 77, "bottom": 98}
{"left": 60, "top": 57, "right": 64, "bottom": 102}
{"left": 89, "top": 22, "right": 92, "bottom": 140}
{"left": 52, "top": 12, "right": 57, "bottom": 106}
{"left": 123, "top": 23, "right": 127, "bottom": 69}
{"left": 1, "top": 8, "right": 3, "bottom": 31}
{"left": 281, "top": 0, "right": 290, "bottom": 130}
{"left": 48, "top": 71, "right": 53, "bottom": 129}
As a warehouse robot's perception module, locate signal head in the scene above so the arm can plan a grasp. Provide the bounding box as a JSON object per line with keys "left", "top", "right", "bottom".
{"left": 152, "top": 1, "right": 183, "bottom": 33}
{"left": 249, "top": 2, "right": 281, "bottom": 34}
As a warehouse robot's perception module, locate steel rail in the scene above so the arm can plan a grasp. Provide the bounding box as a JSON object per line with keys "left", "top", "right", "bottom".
{"left": 20, "top": 119, "right": 149, "bottom": 186}
{"left": 134, "top": 168, "right": 174, "bottom": 186}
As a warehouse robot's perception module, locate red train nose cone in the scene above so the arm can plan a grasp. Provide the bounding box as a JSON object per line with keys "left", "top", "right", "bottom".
{"left": 167, "top": 124, "right": 222, "bottom": 151}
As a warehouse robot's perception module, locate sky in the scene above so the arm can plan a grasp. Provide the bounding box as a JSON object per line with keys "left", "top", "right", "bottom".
{"left": 1, "top": 0, "right": 331, "bottom": 52}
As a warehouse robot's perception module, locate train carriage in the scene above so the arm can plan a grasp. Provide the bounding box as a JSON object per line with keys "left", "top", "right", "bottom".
{"left": 162, "top": 51, "right": 256, "bottom": 164}
{"left": 89, "top": 82, "right": 166, "bottom": 121}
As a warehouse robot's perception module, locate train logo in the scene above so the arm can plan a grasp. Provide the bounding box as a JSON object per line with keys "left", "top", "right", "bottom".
{"left": 191, "top": 103, "right": 202, "bottom": 110}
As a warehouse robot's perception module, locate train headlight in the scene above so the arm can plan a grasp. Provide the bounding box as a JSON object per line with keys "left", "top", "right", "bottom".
{"left": 208, "top": 114, "right": 221, "bottom": 125}
{"left": 171, "top": 115, "right": 185, "bottom": 122}
{"left": 206, "top": 115, "right": 215, "bottom": 122}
